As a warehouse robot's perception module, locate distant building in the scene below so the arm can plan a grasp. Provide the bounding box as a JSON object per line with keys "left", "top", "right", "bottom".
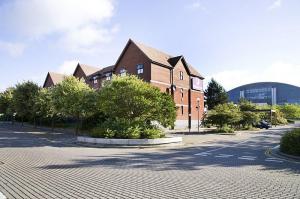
{"left": 43, "top": 72, "right": 67, "bottom": 88}
{"left": 228, "top": 82, "right": 300, "bottom": 105}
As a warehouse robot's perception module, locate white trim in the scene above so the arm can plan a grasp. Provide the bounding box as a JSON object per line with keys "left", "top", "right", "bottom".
{"left": 176, "top": 104, "right": 188, "bottom": 107}
{"left": 150, "top": 80, "right": 171, "bottom": 86}
{"left": 191, "top": 89, "right": 204, "bottom": 93}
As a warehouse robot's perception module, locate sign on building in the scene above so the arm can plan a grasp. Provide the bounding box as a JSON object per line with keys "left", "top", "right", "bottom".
{"left": 191, "top": 77, "right": 203, "bottom": 91}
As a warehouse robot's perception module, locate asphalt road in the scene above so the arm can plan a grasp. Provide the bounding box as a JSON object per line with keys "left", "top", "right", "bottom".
{"left": 0, "top": 123, "right": 299, "bottom": 199}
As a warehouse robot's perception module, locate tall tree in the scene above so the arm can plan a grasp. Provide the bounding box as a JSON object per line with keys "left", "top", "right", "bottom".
{"left": 205, "top": 78, "right": 228, "bottom": 110}
{"left": 0, "top": 87, "right": 15, "bottom": 121}
{"left": 51, "top": 76, "right": 96, "bottom": 135}
{"left": 12, "top": 81, "right": 40, "bottom": 125}
{"left": 98, "top": 75, "right": 176, "bottom": 128}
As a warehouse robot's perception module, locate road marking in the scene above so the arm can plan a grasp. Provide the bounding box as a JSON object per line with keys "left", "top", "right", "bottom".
{"left": 238, "top": 156, "right": 257, "bottom": 161}
{"left": 215, "top": 154, "right": 234, "bottom": 158}
{"left": 195, "top": 152, "right": 211, "bottom": 156}
{"left": 0, "top": 192, "right": 6, "bottom": 199}
{"left": 194, "top": 140, "right": 250, "bottom": 156}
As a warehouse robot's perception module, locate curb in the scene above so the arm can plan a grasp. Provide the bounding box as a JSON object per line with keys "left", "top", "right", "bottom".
{"left": 267, "top": 145, "right": 300, "bottom": 163}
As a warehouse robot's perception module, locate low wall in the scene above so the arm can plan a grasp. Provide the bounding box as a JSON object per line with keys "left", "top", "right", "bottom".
{"left": 77, "top": 136, "right": 182, "bottom": 146}
{"left": 174, "top": 120, "right": 202, "bottom": 130}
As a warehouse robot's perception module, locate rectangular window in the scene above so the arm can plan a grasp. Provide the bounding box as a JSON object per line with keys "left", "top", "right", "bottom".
{"left": 105, "top": 72, "right": 112, "bottom": 80}
{"left": 93, "top": 76, "right": 98, "bottom": 84}
{"left": 136, "top": 64, "right": 144, "bottom": 74}
{"left": 181, "top": 106, "right": 184, "bottom": 115}
{"left": 180, "top": 71, "right": 183, "bottom": 80}
{"left": 180, "top": 88, "right": 184, "bottom": 101}
{"left": 120, "top": 68, "right": 126, "bottom": 76}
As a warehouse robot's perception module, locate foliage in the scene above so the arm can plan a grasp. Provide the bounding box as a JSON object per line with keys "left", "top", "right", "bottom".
{"left": 238, "top": 99, "right": 260, "bottom": 128}
{"left": 280, "top": 129, "right": 300, "bottom": 156}
{"left": 90, "top": 118, "right": 164, "bottom": 139}
{"left": 278, "top": 104, "right": 300, "bottom": 119}
{"left": 97, "top": 75, "right": 176, "bottom": 128}
{"left": 12, "top": 81, "right": 40, "bottom": 122}
{"left": 271, "top": 107, "right": 288, "bottom": 125}
{"left": 34, "top": 88, "right": 56, "bottom": 119}
{"left": 206, "top": 103, "right": 241, "bottom": 128}
{"left": 51, "top": 76, "right": 97, "bottom": 133}
{"left": 213, "top": 125, "right": 234, "bottom": 134}
{"left": 0, "top": 87, "right": 15, "bottom": 117}
{"left": 204, "top": 78, "right": 228, "bottom": 110}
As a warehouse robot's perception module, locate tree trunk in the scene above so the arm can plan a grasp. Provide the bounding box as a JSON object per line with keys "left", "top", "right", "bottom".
{"left": 21, "top": 116, "right": 24, "bottom": 126}
{"left": 34, "top": 117, "right": 37, "bottom": 128}
{"left": 51, "top": 117, "right": 54, "bottom": 132}
{"left": 75, "top": 116, "right": 80, "bottom": 136}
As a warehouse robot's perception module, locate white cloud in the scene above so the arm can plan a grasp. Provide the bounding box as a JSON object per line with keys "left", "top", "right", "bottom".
{"left": 185, "top": 1, "right": 207, "bottom": 11}
{"left": 0, "top": 0, "right": 116, "bottom": 53}
{"left": 60, "top": 24, "right": 119, "bottom": 53}
{"left": 57, "top": 60, "right": 79, "bottom": 75}
{"left": 206, "top": 61, "right": 300, "bottom": 91}
{"left": 0, "top": 41, "right": 25, "bottom": 57}
{"left": 268, "top": 0, "right": 282, "bottom": 10}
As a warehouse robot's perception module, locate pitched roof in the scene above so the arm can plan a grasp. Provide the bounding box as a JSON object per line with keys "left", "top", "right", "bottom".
{"left": 75, "top": 63, "right": 100, "bottom": 76}
{"left": 132, "top": 40, "right": 204, "bottom": 79}
{"left": 43, "top": 72, "right": 67, "bottom": 87}
{"left": 88, "top": 65, "right": 114, "bottom": 78}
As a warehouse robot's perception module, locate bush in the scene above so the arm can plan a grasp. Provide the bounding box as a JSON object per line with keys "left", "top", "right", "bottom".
{"left": 280, "top": 129, "right": 300, "bottom": 156}
{"left": 214, "top": 125, "right": 234, "bottom": 134}
{"left": 90, "top": 119, "right": 165, "bottom": 139}
{"left": 141, "top": 127, "right": 165, "bottom": 139}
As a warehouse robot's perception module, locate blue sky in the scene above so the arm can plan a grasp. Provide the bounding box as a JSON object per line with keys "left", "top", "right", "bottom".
{"left": 0, "top": 0, "right": 300, "bottom": 91}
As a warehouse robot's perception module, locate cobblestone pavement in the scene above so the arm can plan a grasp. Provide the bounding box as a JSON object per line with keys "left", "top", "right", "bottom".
{"left": 0, "top": 123, "right": 299, "bottom": 199}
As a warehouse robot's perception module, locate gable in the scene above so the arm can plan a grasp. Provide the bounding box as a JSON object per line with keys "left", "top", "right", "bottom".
{"left": 43, "top": 73, "right": 54, "bottom": 88}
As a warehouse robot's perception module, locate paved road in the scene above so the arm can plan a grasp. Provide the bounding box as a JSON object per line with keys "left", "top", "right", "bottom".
{"left": 0, "top": 123, "right": 299, "bottom": 199}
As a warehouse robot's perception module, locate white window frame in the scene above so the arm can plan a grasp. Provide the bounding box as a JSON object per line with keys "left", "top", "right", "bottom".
{"left": 120, "top": 68, "right": 126, "bottom": 76}
{"left": 180, "top": 71, "right": 184, "bottom": 80}
{"left": 136, "top": 64, "right": 144, "bottom": 74}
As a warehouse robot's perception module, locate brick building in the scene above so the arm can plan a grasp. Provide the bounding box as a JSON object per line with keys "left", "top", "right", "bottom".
{"left": 44, "top": 39, "right": 205, "bottom": 129}
{"left": 43, "top": 72, "right": 67, "bottom": 88}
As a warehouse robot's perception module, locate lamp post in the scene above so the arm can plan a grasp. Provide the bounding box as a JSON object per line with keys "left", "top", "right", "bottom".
{"left": 196, "top": 98, "right": 200, "bottom": 133}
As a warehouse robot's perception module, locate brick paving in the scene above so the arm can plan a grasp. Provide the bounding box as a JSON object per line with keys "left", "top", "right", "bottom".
{"left": 0, "top": 123, "right": 299, "bottom": 198}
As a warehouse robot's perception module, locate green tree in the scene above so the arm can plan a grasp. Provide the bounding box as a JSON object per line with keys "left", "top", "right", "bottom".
{"left": 52, "top": 76, "right": 96, "bottom": 134}
{"left": 239, "top": 99, "right": 260, "bottom": 128}
{"left": 278, "top": 104, "right": 300, "bottom": 119}
{"left": 33, "top": 88, "right": 57, "bottom": 130}
{"left": 98, "top": 75, "right": 176, "bottom": 128}
{"left": 206, "top": 103, "right": 241, "bottom": 129}
{"left": 205, "top": 78, "right": 228, "bottom": 110}
{"left": 0, "top": 87, "right": 15, "bottom": 121}
{"left": 12, "top": 81, "right": 40, "bottom": 125}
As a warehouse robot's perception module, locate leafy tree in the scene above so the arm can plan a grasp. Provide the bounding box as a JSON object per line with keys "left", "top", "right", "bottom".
{"left": 205, "top": 78, "right": 228, "bottom": 110}
{"left": 51, "top": 76, "right": 97, "bottom": 134}
{"left": 206, "top": 103, "right": 241, "bottom": 129}
{"left": 0, "top": 87, "right": 15, "bottom": 121}
{"left": 239, "top": 99, "right": 260, "bottom": 128}
{"left": 278, "top": 104, "right": 300, "bottom": 119}
{"left": 33, "top": 88, "right": 57, "bottom": 130}
{"left": 98, "top": 75, "right": 176, "bottom": 128}
{"left": 12, "top": 81, "right": 40, "bottom": 125}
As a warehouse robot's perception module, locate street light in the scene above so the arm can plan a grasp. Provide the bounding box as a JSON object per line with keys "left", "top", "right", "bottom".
{"left": 196, "top": 98, "right": 200, "bottom": 133}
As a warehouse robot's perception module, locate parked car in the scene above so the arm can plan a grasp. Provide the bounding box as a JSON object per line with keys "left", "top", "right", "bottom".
{"left": 253, "top": 120, "right": 272, "bottom": 129}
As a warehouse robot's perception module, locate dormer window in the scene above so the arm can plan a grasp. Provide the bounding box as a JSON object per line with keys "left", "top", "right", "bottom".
{"left": 105, "top": 72, "right": 112, "bottom": 80}
{"left": 120, "top": 68, "right": 126, "bottom": 76}
{"left": 136, "top": 64, "right": 144, "bottom": 74}
{"left": 93, "top": 76, "right": 98, "bottom": 84}
{"left": 180, "top": 71, "right": 184, "bottom": 80}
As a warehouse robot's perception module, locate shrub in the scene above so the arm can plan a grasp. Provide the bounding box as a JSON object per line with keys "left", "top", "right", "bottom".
{"left": 141, "top": 127, "right": 165, "bottom": 139}
{"left": 280, "top": 129, "right": 300, "bottom": 156}
{"left": 90, "top": 127, "right": 116, "bottom": 138}
{"left": 214, "top": 125, "right": 234, "bottom": 134}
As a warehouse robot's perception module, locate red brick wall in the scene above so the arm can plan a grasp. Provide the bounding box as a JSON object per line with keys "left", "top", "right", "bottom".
{"left": 114, "top": 42, "right": 151, "bottom": 82}
{"left": 190, "top": 90, "right": 204, "bottom": 120}
{"left": 151, "top": 63, "right": 171, "bottom": 84}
